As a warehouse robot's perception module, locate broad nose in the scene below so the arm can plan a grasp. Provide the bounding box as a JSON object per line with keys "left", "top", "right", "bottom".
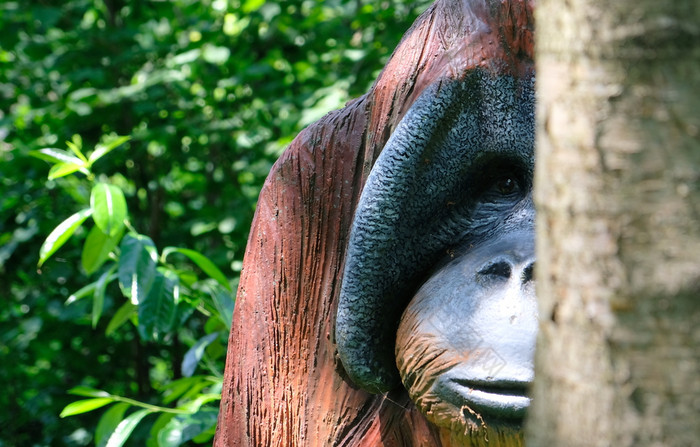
{"left": 477, "top": 258, "right": 535, "bottom": 286}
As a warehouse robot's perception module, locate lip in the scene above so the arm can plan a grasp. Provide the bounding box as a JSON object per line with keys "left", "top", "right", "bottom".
{"left": 446, "top": 378, "right": 531, "bottom": 420}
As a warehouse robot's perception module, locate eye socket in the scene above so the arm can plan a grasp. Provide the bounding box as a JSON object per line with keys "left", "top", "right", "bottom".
{"left": 492, "top": 176, "right": 519, "bottom": 195}
{"left": 471, "top": 158, "right": 528, "bottom": 200}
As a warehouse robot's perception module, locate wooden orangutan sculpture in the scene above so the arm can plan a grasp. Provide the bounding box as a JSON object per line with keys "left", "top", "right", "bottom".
{"left": 214, "top": 0, "right": 535, "bottom": 446}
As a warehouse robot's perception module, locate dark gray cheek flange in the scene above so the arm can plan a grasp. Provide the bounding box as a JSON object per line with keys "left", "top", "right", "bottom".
{"left": 335, "top": 71, "right": 535, "bottom": 393}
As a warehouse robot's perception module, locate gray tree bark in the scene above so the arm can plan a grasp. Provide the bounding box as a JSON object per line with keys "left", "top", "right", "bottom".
{"left": 528, "top": 1, "right": 700, "bottom": 446}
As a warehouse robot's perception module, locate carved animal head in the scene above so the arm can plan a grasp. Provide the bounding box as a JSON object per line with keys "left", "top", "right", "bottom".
{"left": 335, "top": 18, "right": 536, "bottom": 444}
{"left": 216, "top": 1, "right": 535, "bottom": 445}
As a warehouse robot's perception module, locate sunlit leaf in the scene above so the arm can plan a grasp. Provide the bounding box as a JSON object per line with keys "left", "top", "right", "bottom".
{"left": 241, "top": 0, "right": 265, "bottom": 13}
{"left": 182, "top": 332, "right": 221, "bottom": 378}
{"left": 176, "top": 394, "right": 221, "bottom": 413}
{"left": 68, "top": 386, "right": 111, "bottom": 398}
{"left": 38, "top": 208, "right": 93, "bottom": 267}
{"left": 66, "top": 135, "right": 88, "bottom": 163}
{"left": 89, "top": 136, "right": 131, "bottom": 164}
{"left": 29, "top": 147, "right": 82, "bottom": 165}
{"left": 71, "top": 134, "right": 83, "bottom": 147}
{"left": 48, "top": 161, "right": 89, "bottom": 179}
{"left": 60, "top": 398, "right": 114, "bottom": 417}
{"left": 163, "top": 247, "right": 231, "bottom": 291}
{"left": 82, "top": 225, "right": 122, "bottom": 274}
{"left": 106, "top": 301, "right": 137, "bottom": 336}
{"left": 118, "top": 234, "right": 157, "bottom": 304}
{"left": 167, "top": 376, "right": 214, "bottom": 405}
{"left": 146, "top": 412, "right": 176, "bottom": 447}
{"left": 91, "top": 183, "right": 127, "bottom": 237}
{"left": 104, "top": 408, "right": 153, "bottom": 447}
{"left": 66, "top": 281, "right": 99, "bottom": 305}
{"left": 96, "top": 402, "right": 131, "bottom": 447}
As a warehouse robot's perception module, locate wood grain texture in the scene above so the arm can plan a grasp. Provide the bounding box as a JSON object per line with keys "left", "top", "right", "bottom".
{"left": 214, "top": 1, "right": 534, "bottom": 445}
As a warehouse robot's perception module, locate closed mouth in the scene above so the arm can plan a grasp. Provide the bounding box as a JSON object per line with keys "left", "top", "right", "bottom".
{"left": 448, "top": 378, "right": 531, "bottom": 420}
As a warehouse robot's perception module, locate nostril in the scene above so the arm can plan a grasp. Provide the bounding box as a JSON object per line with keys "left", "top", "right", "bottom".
{"left": 522, "top": 262, "right": 535, "bottom": 283}
{"left": 478, "top": 261, "right": 511, "bottom": 279}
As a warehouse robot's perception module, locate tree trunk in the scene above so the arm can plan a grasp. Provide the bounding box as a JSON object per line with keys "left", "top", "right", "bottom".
{"left": 529, "top": 1, "right": 700, "bottom": 446}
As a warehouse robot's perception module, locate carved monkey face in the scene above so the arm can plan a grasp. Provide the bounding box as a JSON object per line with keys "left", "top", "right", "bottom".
{"left": 336, "top": 70, "right": 536, "bottom": 437}
{"left": 396, "top": 229, "right": 536, "bottom": 433}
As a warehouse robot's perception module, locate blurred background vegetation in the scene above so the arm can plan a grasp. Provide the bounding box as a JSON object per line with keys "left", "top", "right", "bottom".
{"left": 0, "top": 0, "right": 430, "bottom": 445}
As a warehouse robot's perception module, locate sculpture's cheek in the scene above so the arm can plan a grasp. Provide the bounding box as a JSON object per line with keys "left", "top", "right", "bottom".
{"left": 395, "top": 233, "right": 535, "bottom": 445}
{"left": 395, "top": 301, "right": 466, "bottom": 431}
{"left": 395, "top": 328, "right": 525, "bottom": 445}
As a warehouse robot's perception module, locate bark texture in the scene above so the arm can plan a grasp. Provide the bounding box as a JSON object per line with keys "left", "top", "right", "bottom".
{"left": 530, "top": 1, "right": 700, "bottom": 446}
{"left": 214, "top": 1, "right": 534, "bottom": 445}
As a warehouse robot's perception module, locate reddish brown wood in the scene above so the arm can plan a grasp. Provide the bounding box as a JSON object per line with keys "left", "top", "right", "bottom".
{"left": 214, "top": 1, "right": 534, "bottom": 446}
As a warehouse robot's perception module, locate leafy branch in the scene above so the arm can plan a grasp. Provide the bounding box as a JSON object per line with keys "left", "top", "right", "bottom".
{"left": 32, "top": 134, "right": 233, "bottom": 446}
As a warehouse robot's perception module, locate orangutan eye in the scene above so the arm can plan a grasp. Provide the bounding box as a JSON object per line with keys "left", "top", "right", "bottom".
{"left": 493, "top": 176, "right": 519, "bottom": 195}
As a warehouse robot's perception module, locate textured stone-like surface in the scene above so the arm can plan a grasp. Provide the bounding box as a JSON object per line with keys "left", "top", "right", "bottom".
{"left": 336, "top": 73, "right": 535, "bottom": 393}
{"left": 214, "top": 1, "right": 534, "bottom": 445}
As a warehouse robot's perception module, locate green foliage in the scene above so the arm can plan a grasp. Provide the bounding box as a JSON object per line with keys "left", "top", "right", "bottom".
{"left": 0, "top": 0, "right": 430, "bottom": 445}
{"left": 56, "top": 383, "right": 222, "bottom": 447}
{"left": 32, "top": 136, "right": 229, "bottom": 444}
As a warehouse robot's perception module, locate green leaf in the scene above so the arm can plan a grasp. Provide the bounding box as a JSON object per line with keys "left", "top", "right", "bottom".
{"left": 106, "top": 301, "right": 137, "bottom": 336}
{"left": 48, "top": 161, "right": 89, "bottom": 179}
{"left": 93, "top": 264, "right": 118, "bottom": 328}
{"left": 208, "top": 283, "right": 236, "bottom": 330}
{"left": 157, "top": 408, "right": 219, "bottom": 447}
{"left": 91, "top": 183, "right": 127, "bottom": 237}
{"left": 82, "top": 225, "right": 122, "bottom": 274}
{"left": 138, "top": 268, "right": 179, "bottom": 341}
{"left": 173, "top": 269, "right": 199, "bottom": 287}
{"left": 60, "top": 397, "right": 114, "bottom": 417}
{"left": 66, "top": 135, "right": 88, "bottom": 164}
{"left": 38, "top": 208, "right": 93, "bottom": 267}
{"left": 182, "top": 332, "right": 221, "bottom": 377}
{"left": 29, "top": 147, "right": 84, "bottom": 164}
{"left": 70, "top": 134, "right": 83, "bottom": 148}
{"left": 241, "top": 0, "right": 265, "bottom": 13}
{"left": 146, "top": 412, "right": 176, "bottom": 447}
{"left": 163, "top": 247, "right": 231, "bottom": 291}
{"left": 104, "top": 408, "right": 153, "bottom": 447}
{"left": 89, "top": 135, "right": 131, "bottom": 164}
{"left": 161, "top": 377, "right": 200, "bottom": 405}
{"left": 118, "top": 234, "right": 158, "bottom": 304}
{"left": 66, "top": 281, "right": 99, "bottom": 305}
{"left": 169, "top": 379, "right": 213, "bottom": 405}
{"left": 68, "top": 386, "right": 111, "bottom": 398}
{"left": 176, "top": 394, "right": 221, "bottom": 413}
{"left": 96, "top": 402, "right": 131, "bottom": 447}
